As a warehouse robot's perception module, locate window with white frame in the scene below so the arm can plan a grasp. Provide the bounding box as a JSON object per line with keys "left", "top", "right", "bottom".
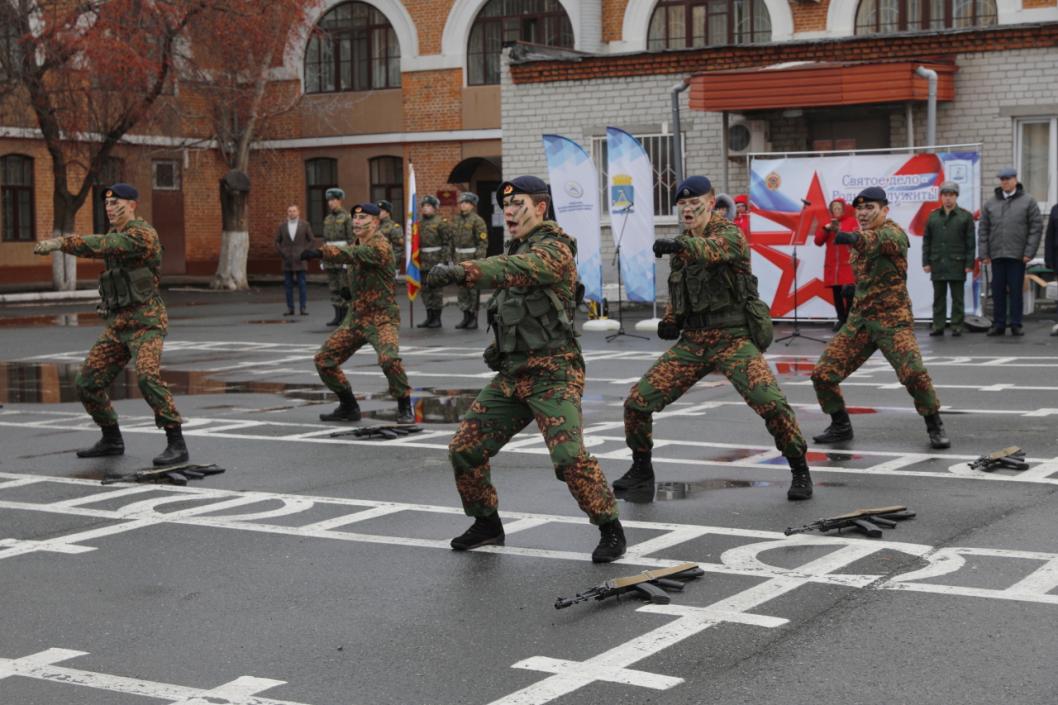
{"left": 590, "top": 133, "right": 680, "bottom": 219}
{"left": 1015, "top": 117, "right": 1057, "bottom": 212}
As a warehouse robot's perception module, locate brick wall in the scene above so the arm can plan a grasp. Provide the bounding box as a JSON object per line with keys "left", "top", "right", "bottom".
{"left": 793, "top": 0, "right": 831, "bottom": 33}
{"left": 602, "top": 0, "right": 630, "bottom": 43}
{"left": 1023, "top": 0, "right": 1056, "bottom": 8}
{"left": 403, "top": 69, "right": 464, "bottom": 132}
{"left": 406, "top": 0, "right": 458, "bottom": 56}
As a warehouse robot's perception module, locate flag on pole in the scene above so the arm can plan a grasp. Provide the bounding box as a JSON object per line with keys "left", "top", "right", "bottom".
{"left": 405, "top": 163, "right": 422, "bottom": 301}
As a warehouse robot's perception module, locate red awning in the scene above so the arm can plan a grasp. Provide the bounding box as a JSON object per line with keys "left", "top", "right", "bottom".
{"left": 689, "top": 60, "right": 956, "bottom": 112}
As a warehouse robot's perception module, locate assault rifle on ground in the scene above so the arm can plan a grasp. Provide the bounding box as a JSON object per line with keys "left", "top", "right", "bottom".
{"left": 784, "top": 505, "right": 915, "bottom": 538}
{"left": 968, "top": 446, "right": 1029, "bottom": 472}
{"left": 101, "top": 463, "right": 225, "bottom": 486}
{"left": 329, "top": 424, "right": 423, "bottom": 440}
{"left": 555, "top": 562, "right": 704, "bottom": 609}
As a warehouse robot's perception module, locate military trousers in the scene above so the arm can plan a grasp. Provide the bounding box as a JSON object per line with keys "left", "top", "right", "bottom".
{"left": 932, "top": 280, "right": 966, "bottom": 333}
{"left": 325, "top": 268, "right": 348, "bottom": 307}
{"left": 624, "top": 328, "right": 807, "bottom": 458}
{"left": 314, "top": 319, "right": 410, "bottom": 400}
{"left": 448, "top": 356, "right": 618, "bottom": 525}
{"left": 419, "top": 254, "right": 446, "bottom": 311}
{"left": 457, "top": 287, "right": 480, "bottom": 313}
{"left": 811, "top": 320, "right": 940, "bottom": 416}
{"left": 77, "top": 301, "right": 182, "bottom": 428}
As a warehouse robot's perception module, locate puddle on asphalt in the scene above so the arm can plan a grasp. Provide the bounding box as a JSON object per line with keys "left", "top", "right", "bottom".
{"left": 0, "top": 312, "right": 103, "bottom": 327}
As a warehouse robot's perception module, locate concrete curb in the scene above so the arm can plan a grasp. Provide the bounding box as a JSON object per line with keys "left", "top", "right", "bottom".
{"left": 0, "top": 290, "right": 100, "bottom": 304}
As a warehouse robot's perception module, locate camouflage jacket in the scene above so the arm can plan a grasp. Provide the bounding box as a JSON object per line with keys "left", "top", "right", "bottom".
{"left": 379, "top": 217, "right": 404, "bottom": 270}
{"left": 321, "top": 229, "right": 398, "bottom": 323}
{"left": 419, "top": 214, "right": 453, "bottom": 261}
{"left": 322, "top": 208, "right": 353, "bottom": 270}
{"left": 452, "top": 212, "right": 489, "bottom": 261}
{"left": 663, "top": 212, "right": 750, "bottom": 324}
{"left": 848, "top": 219, "right": 914, "bottom": 327}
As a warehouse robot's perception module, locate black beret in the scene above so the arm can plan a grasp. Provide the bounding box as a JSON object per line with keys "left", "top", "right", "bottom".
{"left": 499, "top": 175, "right": 549, "bottom": 198}
{"left": 852, "top": 187, "right": 888, "bottom": 207}
{"left": 352, "top": 203, "right": 380, "bottom": 216}
{"left": 376, "top": 200, "right": 393, "bottom": 213}
{"left": 675, "top": 176, "right": 712, "bottom": 199}
{"left": 104, "top": 183, "right": 139, "bottom": 200}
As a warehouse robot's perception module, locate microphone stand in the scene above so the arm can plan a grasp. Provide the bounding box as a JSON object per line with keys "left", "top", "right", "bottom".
{"left": 774, "top": 198, "right": 826, "bottom": 346}
{"left": 606, "top": 210, "right": 649, "bottom": 343}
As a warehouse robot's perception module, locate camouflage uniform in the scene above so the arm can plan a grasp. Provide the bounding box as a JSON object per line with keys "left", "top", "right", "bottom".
{"left": 624, "top": 212, "right": 806, "bottom": 458}
{"left": 322, "top": 207, "right": 353, "bottom": 306}
{"left": 418, "top": 213, "right": 453, "bottom": 311}
{"left": 314, "top": 230, "right": 410, "bottom": 401}
{"left": 811, "top": 219, "right": 940, "bottom": 416}
{"left": 448, "top": 221, "right": 618, "bottom": 525}
{"left": 379, "top": 216, "right": 404, "bottom": 272}
{"left": 58, "top": 220, "right": 182, "bottom": 429}
{"left": 452, "top": 210, "right": 489, "bottom": 314}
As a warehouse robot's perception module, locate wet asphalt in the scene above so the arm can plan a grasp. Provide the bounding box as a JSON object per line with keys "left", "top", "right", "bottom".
{"left": 1, "top": 285, "right": 1057, "bottom": 705}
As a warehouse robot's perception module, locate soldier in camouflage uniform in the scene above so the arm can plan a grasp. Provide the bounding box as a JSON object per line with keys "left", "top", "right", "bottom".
{"left": 32, "top": 183, "right": 189, "bottom": 466}
{"left": 451, "top": 192, "right": 489, "bottom": 330}
{"left": 427, "top": 175, "right": 625, "bottom": 563}
{"left": 416, "top": 195, "right": 453, "bottom": 329}
{"left": 377, "top": 200, "right": 404, "bottom": 272}
{"left": 303, "top": 203, "right": 413, "bottom": 425}
{"left": 322, "top": 188, "right": 353, "bottom": 327}
{"left": 811, "top": 186, "right": 949, "bottom": 449}
{"left": 617, "top": 176, "right": 813, "bottom": 501}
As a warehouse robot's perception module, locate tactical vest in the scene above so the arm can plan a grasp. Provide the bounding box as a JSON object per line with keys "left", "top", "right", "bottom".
{"left": 668, "top": 255, "right": 747, "bottom": 329}
{"left": 488, "top": 228, "right": 578, "bottom": 354}
{"left": 98, "top": 261, "right": 158, "bottom": 312}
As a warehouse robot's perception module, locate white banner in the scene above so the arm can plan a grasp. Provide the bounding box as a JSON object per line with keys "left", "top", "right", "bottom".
{"left": 748, "top": 149, "right": 982, "bottom": 319}
{"left": 543, "top": 134, "right": 603, "bottom": 303}
{"left": 606, "top": 127, "right": 655, "bottom": 302}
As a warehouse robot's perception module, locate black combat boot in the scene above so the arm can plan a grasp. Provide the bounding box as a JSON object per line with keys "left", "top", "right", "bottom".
{"left": 153, "top": 426, "right": 190, "bottom": 466}
{"left": 326, "top": 305, "right": 343, "bottom": 327}
{"left": 451, "top": 513, "right": 505, "bottom": 550}
{"left": 426, "top": 308, "right": 442, "bottom": 329}
{"left": 416, "top": 309, "right": 435, "bottom": 328}
{"left": 454, "top": 311, "right": 471, "bottom": 329}
{"left": 396, "top": 396, "right": 414, "bottom": 424}
{"left": 76, "top": 424, "right": 124, "bottom": 458}
{"left": 786, "top": 455, "right": 813, "bottom": 501}
{"left": 812, "top": 410, "right": 853, "bottom": 444}
{"left": 464, "top": 311, "right": 478, "bottom": 330}
{"left": 924, "top": 413, "right": 950, "bottom": 449}
{"left": 320, "top": 390, "right": 361, "bottom": 422}
{"left": 613, "top": 451, "right": 654, "bottom": 492}
{"left": 592, "top": 519, "right": 627, "bottom": 563}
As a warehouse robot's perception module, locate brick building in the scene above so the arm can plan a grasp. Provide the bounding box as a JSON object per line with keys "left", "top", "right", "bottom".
{"left": 2, "top": 0, "right": 1056, "bottom": 286}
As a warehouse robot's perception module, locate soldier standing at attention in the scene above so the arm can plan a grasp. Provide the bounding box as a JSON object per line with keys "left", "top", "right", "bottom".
{"left": 377, "top": 200, "right": 404, "bottom": 272}
{"left": 416, "top": 195, "right": 453, "bottom": 329}
{"left": 322, "top": 188, "right": 353, "bottom": 327}
{"left": 923, "top": 181, "right": 975, "bottom": 337}
{"left": 451, "top": 192, "right": 489, "bottom": 330}
{"left": 427, "top": 176, "right": 625, "bottom": 563}
{"left": 811, "top": 187, "right": 950, "bottom": 449}
{"left": 303, "top": 203, "right": 413, "bottom": 425}
{"left": 615, "top": 176, "right": 813, "bottom": 501}
{"left": 32, "top": 183, "right": 189, "bottom": 465}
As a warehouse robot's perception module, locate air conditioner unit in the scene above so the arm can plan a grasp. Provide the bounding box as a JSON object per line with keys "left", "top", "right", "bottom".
{"left": 727, "top": 118, "right": 771, "bottom": 156}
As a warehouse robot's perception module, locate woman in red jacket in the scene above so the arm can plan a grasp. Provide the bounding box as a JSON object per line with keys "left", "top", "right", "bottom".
{"left": 813, "top": 198, "right": 857, "bottom": 330}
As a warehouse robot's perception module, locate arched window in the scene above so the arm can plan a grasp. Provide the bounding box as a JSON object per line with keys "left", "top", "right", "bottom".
{"left": 647, "top": 0, "right": 771, "bottom": 50}
{"left": 305, "top": 2, "right": 400, "bottom": 94}
{"left": 305, "top": 158, "right": 338, "bottom": 236}
{"left": 369, "top": 156, "right": 403, "bottom": 223}
{"left": 1, "top": 154, "right": 34, "bottom": 242}
{"left": 855, "top": 0, "right": 997, "bottom": 34}
{"left": 467, "top": 0, "right": 574, "bottom": 86}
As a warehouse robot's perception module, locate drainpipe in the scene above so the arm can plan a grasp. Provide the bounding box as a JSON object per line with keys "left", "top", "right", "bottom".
{"left": 914, "top": 66, "right": 937, "bottom": 149}
{"left": 671, "top": 79, "right": 690, "bottom": 205}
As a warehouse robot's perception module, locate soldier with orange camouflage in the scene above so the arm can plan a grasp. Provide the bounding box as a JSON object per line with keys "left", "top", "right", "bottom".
{"left": 616, "top": 176, "right": 813, "bottom": 501}
{"left": 32, "top": 183, "right": 189, "bottom": 466}
{"left": 302, "top": 202, "right": 413, "bottom": 425}
{"left": 810, "top": 186, "right": 949, "bottom": 449}
{"left": 427, "top": 175, "right": 624, "bottom": 563}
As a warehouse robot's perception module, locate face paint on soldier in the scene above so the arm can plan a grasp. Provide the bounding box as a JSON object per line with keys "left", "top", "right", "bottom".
{"left": 352, "top": 212, "right": 378, "bottom": 239}
{"left": 855, "top": 202, "right": 888, "bottom": 230}
{"left": 104, "top": 198, "right": 135, "bottom": 228}
{"left": 503, "top": 195, "right": 545, "bottom": 239}
{"left": 677, "top": 195, "right": 714, "bottom": 233}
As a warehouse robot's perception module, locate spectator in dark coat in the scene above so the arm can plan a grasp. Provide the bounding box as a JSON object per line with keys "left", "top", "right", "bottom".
{"left": 275, "top": 205, "right": 316, "bottom": 315}
{"left": 1045, "top": 202, "right": 1058, "bottom": 336}
{"left": 814, "top": 198, "right": 857, "bottom": 330}
{"left": 923, "top": 181, "right": 975, "bottom": 337}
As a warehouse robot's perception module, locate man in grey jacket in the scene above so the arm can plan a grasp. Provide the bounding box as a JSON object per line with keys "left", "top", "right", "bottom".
{"left": 978, "top": 167, "right": 1042, "bottom": 336}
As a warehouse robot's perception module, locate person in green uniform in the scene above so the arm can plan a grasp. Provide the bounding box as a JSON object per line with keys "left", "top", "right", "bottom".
{"left": 377, "top": 200, "right": 404, "bottom": 272}
{"left": 923, "top": 181, "right": 975, "bottom": 337}
{"left": 32, "top": 183, "right": 189, "bottom": 466}
{"left": 427, "top": 176, "right": 625, "bottom": 563}
{"left": 451, "top": 192, "right": 490, "bottom": 330}
{"left": 322, "top": 188, "right": 353, "bottom": 327}
{"left": 616, "top": 176, "right": 814, "bottom": 501}
{"left": 416, "top": 195, "right": 453, "bottom": 329}
{"left": 811, "top": 186, "right": 950, "bottom": 449}
{"left": 303, "top": 203, "right": 413, "bottom": 424}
